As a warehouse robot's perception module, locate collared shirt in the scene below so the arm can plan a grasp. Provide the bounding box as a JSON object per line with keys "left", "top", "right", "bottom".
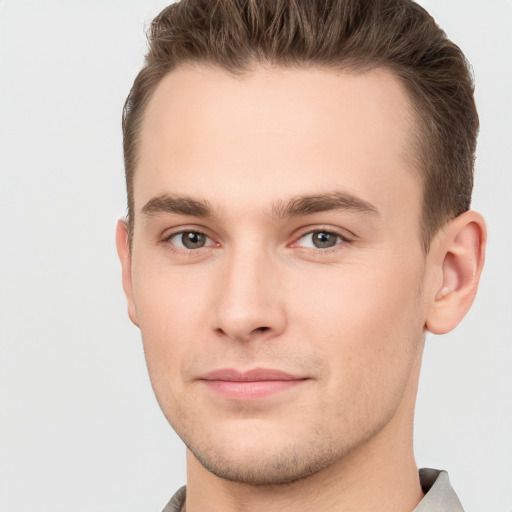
{"left": 414, "top": 468, "right": 464, "bottom": 511}
{"left": 162, "top": 468, "right": 464, "bottom": 512}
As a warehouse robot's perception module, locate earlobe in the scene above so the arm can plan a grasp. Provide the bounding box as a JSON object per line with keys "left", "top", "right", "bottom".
{"left": 425, "top": 211, "right": 486, "bottom": 335}
{"left": 115, "top": 219, "right": 139, "bottom": 327}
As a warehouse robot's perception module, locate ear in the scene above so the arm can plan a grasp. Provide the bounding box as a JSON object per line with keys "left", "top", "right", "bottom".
{"left": 115, "top": 219, "right": 139, "bottom": 327}
{"left": 425, "top": 210, "right": 486, "bottom": 335}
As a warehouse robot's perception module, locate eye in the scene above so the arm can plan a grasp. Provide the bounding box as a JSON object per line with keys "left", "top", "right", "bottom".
{"left": 296, "top": 230, "right": 345, "bottom": 249}
{"left": 168, "top": 231, "right": 213, "bottom": 250}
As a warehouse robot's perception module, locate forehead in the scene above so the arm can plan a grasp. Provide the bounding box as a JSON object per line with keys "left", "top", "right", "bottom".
{"left": 135, "top": 64, "right": 420, "bottom": 219}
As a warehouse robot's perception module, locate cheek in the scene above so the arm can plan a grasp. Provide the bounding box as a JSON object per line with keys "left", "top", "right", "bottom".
{"left": 295, "top": 255, "right": 423, "bottom": 327}
{"left": 131, "top": 261, "right": 211, "bottom": 392}
{"left": 133, "top": 249, "right": 211, "bottom": 331}
{"left": 289, "top": 256, "right": 425, "bottom": 393}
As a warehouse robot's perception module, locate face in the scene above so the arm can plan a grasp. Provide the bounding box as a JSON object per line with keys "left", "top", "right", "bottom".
{"left": 120, "top": 65, "right": 432, "bottom": 484}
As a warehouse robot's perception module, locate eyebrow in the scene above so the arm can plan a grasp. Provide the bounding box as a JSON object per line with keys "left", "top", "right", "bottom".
{"left": 141, "top": 194, "right": 217, "bottom": 218}
{"left": 269, "top": 191, "right": 379, "bottom": 219}
{"left": 140, "top": 190, "right": 379, "bottom": 220}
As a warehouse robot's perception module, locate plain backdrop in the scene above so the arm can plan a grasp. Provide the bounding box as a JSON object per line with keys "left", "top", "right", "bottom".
{"left": 0, "top": 1, "right": 511, "bottom": 511}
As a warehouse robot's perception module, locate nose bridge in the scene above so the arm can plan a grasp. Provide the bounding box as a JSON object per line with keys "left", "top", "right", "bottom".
{"left": 212, "top": 241, "right": 285, "bottom": 341}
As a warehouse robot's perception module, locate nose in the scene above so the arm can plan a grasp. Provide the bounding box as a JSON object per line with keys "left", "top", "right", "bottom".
{"left": 211, "top": 246, "right": 287, "bottom": 343}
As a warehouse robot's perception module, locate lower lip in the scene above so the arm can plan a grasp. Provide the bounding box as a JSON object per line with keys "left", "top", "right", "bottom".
{"left": 203, "top": 379, "right": 306, "bottom": 400}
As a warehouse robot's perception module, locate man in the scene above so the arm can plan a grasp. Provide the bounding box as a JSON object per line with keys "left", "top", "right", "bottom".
{"left": 116, "top": 1, "right": 486, "bottom": 510}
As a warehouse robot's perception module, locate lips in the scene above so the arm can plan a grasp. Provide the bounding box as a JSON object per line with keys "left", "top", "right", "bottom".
{"left": 200, "top": 368, "right": 308, "bottom": 400}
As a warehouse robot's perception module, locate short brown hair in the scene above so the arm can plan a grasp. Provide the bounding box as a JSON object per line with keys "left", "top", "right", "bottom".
{"left": 122, "top": 0, "right": 478, "bottom": 252}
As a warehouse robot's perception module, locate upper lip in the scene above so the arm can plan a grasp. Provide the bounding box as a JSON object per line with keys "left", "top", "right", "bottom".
{"left": 201, "top": 368, "right": 305, "bottom": 382}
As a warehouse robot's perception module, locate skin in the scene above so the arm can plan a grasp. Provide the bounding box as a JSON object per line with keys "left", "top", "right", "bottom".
{"left": 117, "top": 65, "right": 486, "bottom": 512}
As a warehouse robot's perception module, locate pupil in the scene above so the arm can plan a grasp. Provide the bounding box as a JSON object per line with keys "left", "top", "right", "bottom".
{"left": 183, "top": 232, "right": 205, "bottom": 249}
{"left": 313, "top": 231, "right": 336, "bottom": 248}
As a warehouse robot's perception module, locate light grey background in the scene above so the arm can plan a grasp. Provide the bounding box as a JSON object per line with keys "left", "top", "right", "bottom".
{"left": 0, "top": 1, "right": 510, "bottom": 511}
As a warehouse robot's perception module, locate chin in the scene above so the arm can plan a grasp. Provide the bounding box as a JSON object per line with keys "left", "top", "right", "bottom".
{"left": 175, "top": 414, "right": 366, "bottom": 486}
{"left": 188, "top": 440, "right": 341, "bottom": 485}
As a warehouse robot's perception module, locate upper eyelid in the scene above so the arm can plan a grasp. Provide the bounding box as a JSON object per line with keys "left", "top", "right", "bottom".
{"left": 163, "top": 229, "right": 218, "bottom": 254}
{"left": 159, "top": 228, "right": 215, "bottom": 253}
{"left": 292, "top": 225, "right": 355, "bottom": 242}
{"left": 162, "top": 226, "right": 213, "bottom": 240}
{"left": 293, "top": 231, "right": 346, "bottom": 248}
{"left": 299, "top": 230, "right": 345, "bottom": 241}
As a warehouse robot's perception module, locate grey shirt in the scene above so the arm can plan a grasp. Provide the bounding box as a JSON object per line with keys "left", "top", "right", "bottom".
{"left": 162, "top": 468, "right": 464, "bottom": 512}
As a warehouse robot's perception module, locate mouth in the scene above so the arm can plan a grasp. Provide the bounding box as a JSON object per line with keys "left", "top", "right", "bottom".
{"left": 200, "top": 368, "right": 309, "bottom": 401}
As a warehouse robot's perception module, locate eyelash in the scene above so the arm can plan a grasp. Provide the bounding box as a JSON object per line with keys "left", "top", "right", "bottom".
{"left": 161, "top": 227, "right": 353, "bottom": 255}
{"left": 162, "top": 228, "right": 216, "bottom": 255}
{"left": 291, "top": 228, "right": 352, "bottom": 253}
